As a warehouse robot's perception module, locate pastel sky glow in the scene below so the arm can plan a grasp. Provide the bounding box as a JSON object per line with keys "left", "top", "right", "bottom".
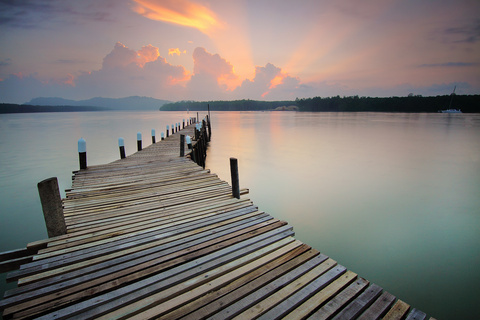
{"left": 0, "top": 0, "right": 479, "bottom": 103}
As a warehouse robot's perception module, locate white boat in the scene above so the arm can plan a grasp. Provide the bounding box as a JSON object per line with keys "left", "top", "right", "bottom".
{"left": 439, "top": 86, "right": 462, "bottom": 113}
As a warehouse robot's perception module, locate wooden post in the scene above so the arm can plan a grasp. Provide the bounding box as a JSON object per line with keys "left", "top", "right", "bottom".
{"left": 180, "top": 134, "right": 185, "bottom": 157}
{"left": 78, "top": 138, "right": 87, "bottom": 170}
{"left": 166, "top": 125, "right": 169, "bottom": 138}
{"left": 183, "top": 119, "right": 185, "bottom": 129}
{"left": 197, "top": 112, "right": 199, "bottom": 123}
{"left": 151, "top": 129, "right": 156, "bottom": 144}
{"left": 118, "top": 137, "right": 126, "bottom": 159}
{"left": 38, "top": 177, "right": 66, "bottom": 237}
{"left": 137, "top": 132, "right": 142, "bottom": 151}
{"left": 161, "top": 132, "right": 165, "bottom": 140}
{"left": 186, "top": 135, "right": 192, "bottom": 149}
{"left": 171, "top": 124, "right": 174, "bottom": 134}
{"left": 230, "top": 158, "right": 240, "bottom": 199}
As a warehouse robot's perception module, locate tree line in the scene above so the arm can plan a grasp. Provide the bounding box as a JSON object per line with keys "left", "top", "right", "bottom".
{"left": 295, "top": 95, "right": 480, "bottom": 113}
{"left": 160, "top": 95, "right": 480, "bottom": 113}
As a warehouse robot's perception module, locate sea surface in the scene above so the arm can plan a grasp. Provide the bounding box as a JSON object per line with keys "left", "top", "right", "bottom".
{"left": 0, "top": 111, "right": 479, "bottom": 319}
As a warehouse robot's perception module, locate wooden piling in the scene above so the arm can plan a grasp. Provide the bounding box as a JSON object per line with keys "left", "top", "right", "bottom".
{"left": 180, "top": 134, "right": 185, "bottom": 157}
{"left": 151, "top": 129, "right": 156, "bottom": 144}
{"left": 37, "top": 177, "right": 66, "bottom": 237}
{"left": 137, "top": 132, "right": 142, "bottom": 151}
{"left": 78, "top": 138, "right": 87, "bottom": 170}
{"left": 118, "top": 138, "right": 126, "bottom": 159}
{"left": 230, "top": 157, "right": 240, "bottom": 199}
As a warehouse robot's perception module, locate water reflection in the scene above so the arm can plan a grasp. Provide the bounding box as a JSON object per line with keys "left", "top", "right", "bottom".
{"left": 205, "top": 111, "right": 480, "bottom": 320}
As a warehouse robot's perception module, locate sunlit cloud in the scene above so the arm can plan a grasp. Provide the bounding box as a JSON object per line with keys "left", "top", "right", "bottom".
{"left": 168, "top": 48, "right": 187, "bottom": 56}
{"left": 132, "top": 0, "right": 220, "bottom": 34}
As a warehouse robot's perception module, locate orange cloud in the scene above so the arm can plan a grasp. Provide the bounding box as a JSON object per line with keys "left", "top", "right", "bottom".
{"left": 269, "top": 74, "right": 284, "bottom": 89}
{"left": 137, "top": 44, "right": 160, "bottom": 67}
{"left": 132, "top": 0, "right": 219, "bottom": 34}
{"left": 168, "top": 48, "right": 187, "bottom": 56}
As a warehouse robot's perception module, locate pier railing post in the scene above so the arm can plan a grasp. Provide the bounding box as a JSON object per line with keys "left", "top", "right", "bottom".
{"left": 78, "top": 138, "right": 87, "bottom": 170}
{"left": 180, "top": 134, "right": 185, "bottom": 157}
{"left": 186, "top": 135, "right": 192, "bottom": 149}
{"left": 137, "top": 132, "right": 142, "bottom": 151}
{"left": 230, "top": 158, "right": 240, "bottom": 199}
{"left": 161, "top": 132, "right": 165, "bottom": 140}
{"left": 118, "top": 138, "right": 126, "bottom": 159}
{"left": 151, "top": 129, "right": 156, "bottom": 144}
{"left": 166, "top": 125, "right": 170, "bottom": 138}
{"left": 38, "top": 177, "right": 66, "bottom": 237}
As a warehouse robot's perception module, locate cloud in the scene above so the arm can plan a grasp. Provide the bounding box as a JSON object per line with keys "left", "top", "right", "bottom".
{"left": 0, "top": 0, "right": 116, "bottom": 28}
{"left": 188, "top": 47, "right": 238, "bottom": 94}
{"left": 419, "top": 62, "right": 478, "bottom": 68}
{"left": 443, "top": 19, "right": 480, "bottom": 43}
{"left": 168, "top": 48, "right": 187, "bottom": 56}
{"left": 233, "top": 63, "right": 303, "bottom": 100}
{"left": 132, "top": 0, "right": 219, "bottom": 34}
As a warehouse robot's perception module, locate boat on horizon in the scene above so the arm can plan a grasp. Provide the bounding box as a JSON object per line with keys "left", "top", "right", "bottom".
{"left": 439, "top": 86, "right": 462, "bottom": 113}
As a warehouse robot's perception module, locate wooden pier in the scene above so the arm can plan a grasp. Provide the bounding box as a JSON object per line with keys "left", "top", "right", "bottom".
{"left": 0, "top": 117, "right": 434, "bottom": 319}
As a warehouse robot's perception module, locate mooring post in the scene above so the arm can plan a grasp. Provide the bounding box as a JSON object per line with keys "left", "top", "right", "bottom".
{"left": 166, "top": 125, "right": 169, "bottom": 137}
{"left": 230, "top": 158, "right": 240, "bottom": 199}
{"left": 118, "top": 137, "right": 126, "bottom": 159}
{"left": 161, "top": 132, "right": 165, "bottom": 140}
{"left": 186, "top": 135, "right": 192, "bottom": 149}
{"left": 180, "top": 134, "right": 185, "bottom": 157}
{"left": 183, "top": 119, "right": 185, "bottom": 129}
{"left": 78, "top": 138, "right": 87, "bottom": 170}
{"left": 197, "top": 112, "right": 199, "bottom": 123}
{"left": 171, "top": 124, "right": 174, "bottom": 134}
{"left": 137, "top": 132, "right": 142, "bottom": 151}
{"left": 38, "top": 177, "right": 67, "bottom": 237}
{"left": 151, "top": 129, "right": 156, "bottom": 144}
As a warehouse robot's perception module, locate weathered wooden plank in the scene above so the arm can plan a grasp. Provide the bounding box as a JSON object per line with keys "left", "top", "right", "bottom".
{"left": 102, "top": 240, "right": 306, "bottom": 320}
{"left": 233, "top": 259, "right": 346, "bottom": 320}
{"left": 3, "top": 214, "right": 277, "bottom": 304}
{"left": 34, "top": 236, "right": 297, "bottom": 320}
{"left": 9, "top": 206, "right": 261, "bottom": 281}
{"left": 158, "top": 245, "right": 316, "bottom": 320}
{"left": 255, "top": 265, "right": 350, "bottom": 320}
{"left": 303, "top": 276, "right": 369, "bottom": 320}
{"left": 4, "top": 224, "right": 293, "bottom": 318}
{"left": 383, "top": 299, "right": 411, "bottom": 320}
{"left": 330, "top": 283, "right": 383, "bottom": 320}
{"left": 207, "top": 255, "right": 336, "bottom": 320}
{"left": 357, "top": 290, "right": 396, "bottom": 320}
{"left": 405, "top": 308, "right": 427, "bottom": 320}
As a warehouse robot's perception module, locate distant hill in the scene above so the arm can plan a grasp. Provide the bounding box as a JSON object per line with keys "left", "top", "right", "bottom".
{"left": 26, "top": 96, "right": 170, "bottom": 111}
{"left": 0, "top": 104, "right": 107, "bottom": 114}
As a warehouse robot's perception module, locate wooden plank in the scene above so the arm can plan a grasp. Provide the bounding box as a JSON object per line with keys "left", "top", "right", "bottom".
{"left": 34, "top": 236, "right": 297, "bottom": 320}
{"left": 405, "top": 308, "right": 427, "bottom": 320}
{"left": 330, "top": 283, "right": 383, "bottom": 320}
{"left": 4, "top": 225, "right": 294, "bottom": 318}
{"left": 102, "top": 240, "right": 306, "bottom": 320}
{"left": 255, "top": 266, "right": 350, "bottom": 320}
{"left": 383, "top": 299, "right": 411, "bottom": 320}
{"left": 208, "top": 256, "right": 337, "bottom": 320}
{"left": 177, "top": 250, "right": 327, "bottom": 320}
{"left": 357, "top": 290, "right": 396, "bottom": 320}
{"left": 1, "top": 217, "right": 281, "bottom": 309}
{"left": 157, "top": 245, "right": 316, "bottom": 320}
{"left": 233, "top": 259, "right": 345, "bottom": 320}
{"left": 291, "top": 274, "right": 368, "bottom": 320}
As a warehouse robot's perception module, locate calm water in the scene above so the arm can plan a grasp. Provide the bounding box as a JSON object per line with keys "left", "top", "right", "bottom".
{"left": 1, "top": 111, "right": 479, "bottom": 319}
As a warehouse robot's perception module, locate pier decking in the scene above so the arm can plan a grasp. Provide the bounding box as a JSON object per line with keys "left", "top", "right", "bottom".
{"left": 0, "top": 119, "right": 433, "bottom": 319}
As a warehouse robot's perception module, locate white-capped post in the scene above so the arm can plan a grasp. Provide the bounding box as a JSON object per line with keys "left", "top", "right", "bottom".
{"left": 151, "top": 129, "right": 156, "bottom": 144}
{"left": 137, "top": 132, "right": 142, "bottom": 151}
{"left": 118, "top": 137, "right": 126, "bottom": 159}
{"left": 166, "top": 125, "right": 170, "bottom": 137}
{"left": 183, "top": 118, "right": 185, "bottom": 129}
{"left": 161, "top": 132, "right": 165, "bottom": 140}
{"left": 186, "top": 135, "right": 192, "bottom": 149}
{"left": 78, "top": 138, "right": 87, "bottom": 170}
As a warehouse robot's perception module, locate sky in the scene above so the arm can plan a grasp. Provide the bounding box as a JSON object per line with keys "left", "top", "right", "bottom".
{"left": 0, "top": 0, "right": 479, "bottom": 104}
